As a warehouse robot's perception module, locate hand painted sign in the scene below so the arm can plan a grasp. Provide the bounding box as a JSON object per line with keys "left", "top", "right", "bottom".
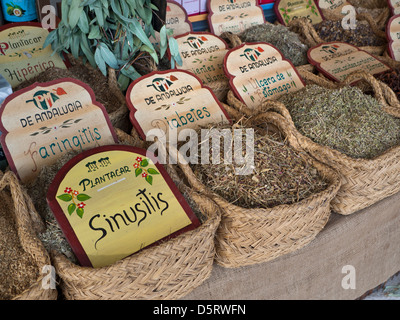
{"left": 0, "top": 22, "right": 69, "bottom": 88}
{"left": 387, "top": 15, "right": 400, "bottom": 62}
{"left": 224, "top": 42, "right": 305, "bottom": 109}
{"left": 174, "top": 32, "right": 229, "bottom": 100}
{"left": 207, "top": 0, "right": 266, "bottom": 36}
{"left": 0, "top": 78, "right": 118, "bottom": 183}
{"left": 388, "top": 0, "right": 400, "bottom": 15}
{"left": 307, "top": 42, "right": 392, "bottom": 83}
{"left": 274, "top": 0, "right": 324, "bottom": 26}
{"left": 47, "top": 145, "right": 200, "bottom": 268}
{"left": 126, "top": 69, "right": 232, "bottom": 140}
{"left": 150, "top": 1, "right": 193, "bottom": 45}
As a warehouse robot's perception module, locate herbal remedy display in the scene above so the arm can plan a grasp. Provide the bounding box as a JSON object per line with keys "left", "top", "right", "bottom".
{"left": 278, "top": 85, "right": 400, "bottom": 159}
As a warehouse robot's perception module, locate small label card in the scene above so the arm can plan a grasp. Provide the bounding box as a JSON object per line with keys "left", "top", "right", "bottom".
{"left": 274, "top": 0, "right": 324, "bottom": 26}
{"left": 150, "top": 1, "right": 193, "bottom": 45}
{"left": 0, "top": 22, "right": 69, "bottom": 88}
{"left": 126, "top": 69, "right": 232, "bottom": 140}
{"left": 387, "top": 15, "right": 400, "bottom": 62}
{"left": 224, "top": 42, "right": 305, "bottom": 109}
{"left": 388, "top": 0, "right": 400, "bottom": 15}
{"left": 47, "top": 145, "right": 200, "bottom": 268}
{"left": 207, "top": 0, "right": 266, "bottom": 36}
{"left": 318, "top": 0, "right": 349, "bottom": 12}
{"left": 0, "top": 78, "right": 118, "bottom": 184}
{"left": 307, "top": 42, "right": 392, "bottom": 83}
{"left": 174, "top": 32, "right": 229, "bottom": 100}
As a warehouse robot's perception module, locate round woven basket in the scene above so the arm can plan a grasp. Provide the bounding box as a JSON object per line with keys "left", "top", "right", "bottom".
{"left": 0, "top": 171, "right": 57, "bottom": 300}
{"left": 228, "top": 70, "right": 400, "bottom": 216}
{"left": 167, "top": 112, "right": 341, "bottom": 268}
{"left": 51, "top": 129, "right": 221, "bottom": 300}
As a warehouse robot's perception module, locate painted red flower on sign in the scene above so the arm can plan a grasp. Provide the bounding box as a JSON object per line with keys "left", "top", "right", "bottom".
{"left": 72, "top": 190, "right": 79, "bottom": 196}
{"left": 133, "top": 163, "right": 140, "bottom": 168}
{"left": 77, "top": 202, "right": 86, "bottom": 209}
{"left": 142, "top": 172, "right": 148, "bottom": 178}
{"left": 64, "top": 187, "right": 72, "bottom": 194}
{"left": 136, "top": 157, "right": 142, "bottom": 162}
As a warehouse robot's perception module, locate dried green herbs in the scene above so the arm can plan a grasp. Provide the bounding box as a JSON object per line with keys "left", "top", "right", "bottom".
{"left": 278, "top": 85, "right": 400, "bottom": 159}
{"left": 192, "top": 124, "right": 328, "bottom": 209}
{"left": 239, "top": 23, "right": 309, "bottom": 66}
{"left": 313, "top": 20, "right": 386, "bottom": 47}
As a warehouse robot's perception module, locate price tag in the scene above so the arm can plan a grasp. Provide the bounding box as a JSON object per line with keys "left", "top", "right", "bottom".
{"left": 47, "top": 145, "right": 200, "bottom": 268}
{"left": 307, "top": 42, "right": 391, "bottom": 83}
{"left": 224, "top": 42, "right": 305, "bottom": 109}
{"left": 207, "top": 0, "right": 265, "bottom": 36}
{"left": 0, "top": 22, "right": 69, "bottom": 88}
{"left": 0, "top": 78, "right": 118, "bottom": 183}
{"left": 274, "top": 0, "right": 324, "bottom": 26}
{"left": 126, "top": 70, "right": 232, "bottom": 140}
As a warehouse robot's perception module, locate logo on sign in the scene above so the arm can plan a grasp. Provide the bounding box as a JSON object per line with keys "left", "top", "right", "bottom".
{"left": 147, "top": 75, "right": 178, "bottom": 92}
{"left": 321, "top": 44, "right": 339, "bottom": 54}
{"left": 25, "top": 87, "right": 67, "bottom": 110}
{"left": 240, "top": 47, "right": 265, "bottom": 62}
{"left": 183, "top": 36, "right": 208, "bottom": 49}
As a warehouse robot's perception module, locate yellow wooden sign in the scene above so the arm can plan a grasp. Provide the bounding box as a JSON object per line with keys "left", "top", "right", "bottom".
{"left": 0, "top": 22, "right": 69, "bottom": 88}
{"left": 274, "top": 0, "right": 324, "bottom": 26}
{"left": 47, "top": 145, "right": 200, "bottom": 268}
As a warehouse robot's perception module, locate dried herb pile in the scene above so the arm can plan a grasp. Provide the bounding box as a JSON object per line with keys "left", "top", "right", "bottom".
{"left": 278, "top": 85, "right": 400, "bottom": 159}
{"left": 191, "top": 124, "right": 328, "bottom": 209}
{"left": 0, "top": 191, "right": 38, "bottom": 299}
{"left": 239, "top": 23, "right": 309, "bottom": 66}
{"left": 375, "top": 69, "right": 400, "bottom": 101}
{"left": 313, "top": 20, "right": 386, "bottom": 47}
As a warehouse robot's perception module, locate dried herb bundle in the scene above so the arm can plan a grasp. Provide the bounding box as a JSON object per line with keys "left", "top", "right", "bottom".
{"left": 191, "top": 124, "right": 328, "bottom": 209}
{"left": 278, "top": 85, "right": 400, "bottom": 159}
{"left": 239, "top": 23, "right": 309, "bottom": 66}
{"left": 313, "top": 20, "right": 385, "bottom": 47}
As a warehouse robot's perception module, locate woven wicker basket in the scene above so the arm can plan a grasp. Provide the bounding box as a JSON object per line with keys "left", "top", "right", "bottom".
{"left": 228, "top": 70, "right": 400, "bottom": 216}
{"left": 166, "top": 112, "right": 341, "bottom": 268}
{"left": 51, "top": 129, "right": 221, "bottom": 300}
{"left": 0, "top": 171, "right": 57, "bottom": 300}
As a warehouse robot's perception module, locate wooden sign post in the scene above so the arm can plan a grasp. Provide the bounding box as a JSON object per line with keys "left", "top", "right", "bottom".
{"left": 174, "top": 32, "right": 229, "bottom": 100}
{"left": 387, "top": 15, "right": 400, "bottom": 62}
{"left": 207, "top": 0, "right": 266, "bottom": 36}
{"left": 0, "top": 78, "right": 118, "bottom": 183}
{"left": 307, "top": 42, "right": 392, "bottom": 83}
{"left": 224, "top": 42, "right": 305, "bottom": 110}
{"left": 274, "top": 0, "right": 324, "bottom": 26}
{"left": 126, "top": 69, "right": 231, "bottom": 140}
{"left": 0, "top": 22, "right": 68, "bottom": 88}
{"left": 47, "top": 145, "right": 200, "bottom": 268}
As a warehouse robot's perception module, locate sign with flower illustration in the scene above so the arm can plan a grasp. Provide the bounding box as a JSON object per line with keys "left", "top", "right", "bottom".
{"left": 224, "top": 42, "right": 305, "bottom": 109}
{"left": 274, "top": 0, "right": 324, "bottom": 26}
{"left": 0, "top": 78, "right": 118, "bottom": 183}
{"left": 174, "top": 32, "right": 229, "bottom": 100}
{"left": 207, "top": 0, "right": 265, "bottom": 36}
{"left": 0, "top": 22, "right": 69, "bottom": 88}
{"left": 307, "top": 42, "right": 392, "bottom": 83}
{"left": 386, "top": 15, "right": 400, "bottom": 62}
{"left": 47, "top": 145, "right": 200, "bottom": 268}
{"left": 126, "top": 69, "right": 231, "bottom": 140}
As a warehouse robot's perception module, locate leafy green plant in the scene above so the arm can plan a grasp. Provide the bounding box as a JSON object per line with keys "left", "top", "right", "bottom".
{"left": 44, "top": 0, "right": 182, "bottom": 90}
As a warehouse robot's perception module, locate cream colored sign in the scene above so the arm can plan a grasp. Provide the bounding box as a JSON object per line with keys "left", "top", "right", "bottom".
{"left": 150, "top": 1, "right": 193, "bottom": 45}
{"left": 387, "top": 15, "right": 400, "bottom": 62}
{"left": 318, "top": 0, "right": 348, "bottom": 10}
{"left": 208, "top": 0, "right": 265, "bottom": 36}
{"left": 308, "top": 42, "right": 391, "bottom": 82}
{"left": 0, "top": 23, "right": 68, "bottom": 88}
{"left": 225, "top": 43, "right": 305, "bottom": 109}
{"left": 47, "top": 146, "right": 199, "bottom": 268}
{"left": 389, "top": 0, "right": 400, "bottom": 15}
{"left": 275, "top": 0, "right": 324, "bottom": 26}
{"left": 126, "top": 70, "right": 231, "bottom": 140}
{"left": 175, "top": 32, "right": 229, "bottom": 100}
{"left": 0, "top": 78, "right": 117, "bottom": 183}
